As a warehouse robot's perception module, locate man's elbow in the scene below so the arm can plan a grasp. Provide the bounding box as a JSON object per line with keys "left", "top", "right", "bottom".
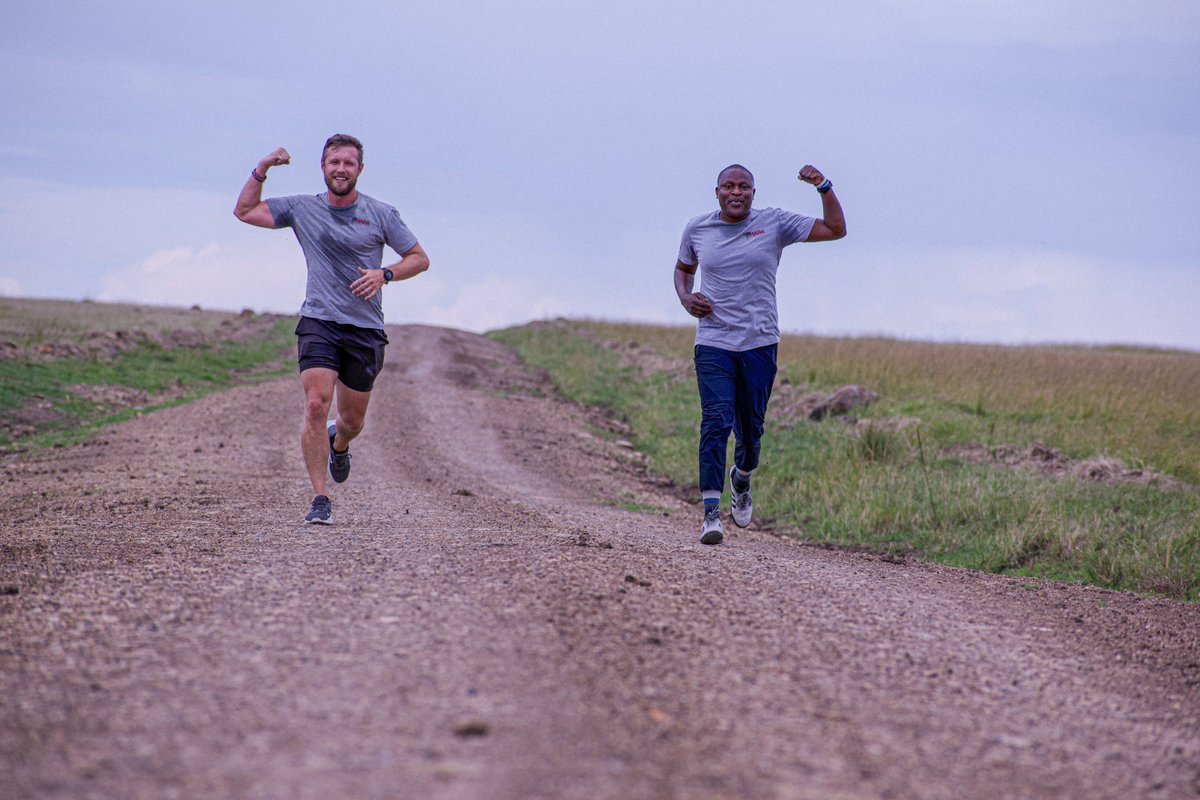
{"left": 823, "top": 220, "right": 847, "bottom": 240}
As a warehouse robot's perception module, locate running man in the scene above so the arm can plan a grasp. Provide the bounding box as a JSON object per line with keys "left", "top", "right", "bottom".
{"left": 234, "top": 134, "right": 429, "bottom": 525}
{"left": 675, "top": 163, "right": 846, "bottom": 544}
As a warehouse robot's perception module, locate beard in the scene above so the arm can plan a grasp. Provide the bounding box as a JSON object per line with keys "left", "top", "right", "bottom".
{"left": 325, "top": 173, "right": 359, "bottom": 197}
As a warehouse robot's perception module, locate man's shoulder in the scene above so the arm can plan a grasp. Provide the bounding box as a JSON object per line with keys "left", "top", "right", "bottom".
{"left": 758, "top": 206, "right": 812, "bottom": 223}
{"left": 683, "top": 210, "right": 722, "bottom": 230}
{"left": 755, "top": 206, "right": 790, "bottom": 219}
{"left": 268, "top": 193, "right": 324, "bottom": 210}
{"left": 354, "top": 192, "right": 400, "bottom": 216}
{"left": 278, "top": 193, "right": 325, "bottom": 203}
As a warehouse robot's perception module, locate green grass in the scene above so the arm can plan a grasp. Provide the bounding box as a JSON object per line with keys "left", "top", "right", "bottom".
{"left": 602, "top": 499, "right": 676, "bottom": 516}
{"left": 1, "top": 318, "right": 294, "bottom": 451}
{"left": 490, "top": 320, "right": 1200, "bottom": 600}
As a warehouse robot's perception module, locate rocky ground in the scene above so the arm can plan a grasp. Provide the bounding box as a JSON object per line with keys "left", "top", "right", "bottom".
{"left": 2, "top": 325, "right": 1198, "bottom": 800}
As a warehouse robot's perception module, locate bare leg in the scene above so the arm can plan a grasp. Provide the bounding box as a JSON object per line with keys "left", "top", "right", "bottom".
{"left": 331, "top": 382, "right": 372, "bottom": 452}
{"left": 300, "top": 368, "right": 338, "bottom": 497}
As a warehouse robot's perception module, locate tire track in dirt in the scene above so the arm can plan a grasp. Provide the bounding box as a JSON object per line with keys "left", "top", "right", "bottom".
{"left": 2, "top": 325, "right": 1198, "bottom": 800}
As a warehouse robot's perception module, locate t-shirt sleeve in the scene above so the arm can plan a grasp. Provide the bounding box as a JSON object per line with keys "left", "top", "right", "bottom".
{"left": 778, "top": 210, "right": 816, "bottom": 245}
{"left": 383, "top": 207, "right": 419, "bottom": 254}
{"left": 677, "top": 222, "right": 698, "bottom": 266}
{"left": 265, "top": 196, "right": 296, "bottom": 229}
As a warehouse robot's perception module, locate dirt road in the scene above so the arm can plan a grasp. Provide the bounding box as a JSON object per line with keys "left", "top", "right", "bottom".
{"left": 3, "top": 325, "right": 1198, "bottom": 800}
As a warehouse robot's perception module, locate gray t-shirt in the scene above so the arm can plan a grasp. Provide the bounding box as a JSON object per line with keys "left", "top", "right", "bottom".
{"left": 268, "top": 192, "right": 418, "bottom": 331}
{"left": 677, "top": 207, "right": 815, "bottom": 351}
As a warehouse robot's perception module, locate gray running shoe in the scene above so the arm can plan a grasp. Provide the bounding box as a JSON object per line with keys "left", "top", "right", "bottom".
{"left": 328, "top": 420, "right": 351, "bottom": 483}
{"left": 730, "top": 466, "right": 752, "bottom": 528}
{"left": 700, "top": 504, "right": 724, "bottom": 545}
{"left": 305, "top": 494, "right": 333, "bottom": 525}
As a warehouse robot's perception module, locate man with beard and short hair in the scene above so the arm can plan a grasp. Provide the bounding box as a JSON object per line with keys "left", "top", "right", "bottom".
{"left": 674, "top": 162, "right": 846, "bottom": 544}
{"left": 234, "top": 133, "right": 429, "bottom": 525}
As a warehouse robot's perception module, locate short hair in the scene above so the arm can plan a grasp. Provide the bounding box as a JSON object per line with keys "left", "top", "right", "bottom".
{"left": 717, "top": 164, "right": 754, "bottom": 185}
{"left": 322, "top": 134, "right": 364, "bottom": 164}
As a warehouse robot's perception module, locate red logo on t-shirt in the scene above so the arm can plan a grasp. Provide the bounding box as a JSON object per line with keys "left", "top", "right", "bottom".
{"left": 354, "top": 218, "right": 372, "bottom": 226}
{"left": 743, "top": 229, "right": 766, "bottom": 237}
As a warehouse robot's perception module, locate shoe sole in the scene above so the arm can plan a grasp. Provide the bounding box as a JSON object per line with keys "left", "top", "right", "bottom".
{"left": 700, "top": 529, "right": 724, "bottom": 545}
{"left": 305, "top": 516, "right": 333, "bottom": 525}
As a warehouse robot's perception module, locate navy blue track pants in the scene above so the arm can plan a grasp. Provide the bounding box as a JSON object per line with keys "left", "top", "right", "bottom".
{"left": 694, "top": 343, "right": 777, "bottom": 493}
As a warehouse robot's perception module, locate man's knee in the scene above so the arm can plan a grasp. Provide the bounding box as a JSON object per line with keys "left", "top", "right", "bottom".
{"left": 700, "top": 419, "right": 734, "bottom": 444}
{"left": 338, "top": 414, "right": 366, "bottom": 436}
{"left": 303, "top": 383, "right": 333, "bottom": 422}
{"left": 305, "top": 397, "right": 332, "bottom": 424}
{"left": 701, "top": 398, "right": 734, "bottom": 427}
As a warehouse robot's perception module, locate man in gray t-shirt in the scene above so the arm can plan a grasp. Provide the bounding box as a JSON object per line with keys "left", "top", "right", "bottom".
{"left": 675, "top": 163, "right": 846, "bottom": 545}
{"left": 234, "top": 133, "right": 429, "bottom": 525}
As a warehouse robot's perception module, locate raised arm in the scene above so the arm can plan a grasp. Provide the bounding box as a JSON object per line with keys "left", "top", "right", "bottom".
{"left": 233, "top": 147, "right": 291, "bottom": 228}
{"left": 798, "top": 164, "right": 847, "bottom": 242}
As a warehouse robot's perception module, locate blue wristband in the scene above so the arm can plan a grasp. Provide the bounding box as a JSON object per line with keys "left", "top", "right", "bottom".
{"left": 816, "top": 179, "right": 832, "bottom": 194}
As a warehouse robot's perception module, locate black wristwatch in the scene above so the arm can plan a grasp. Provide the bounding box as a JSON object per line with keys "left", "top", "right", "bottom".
{"left": 382, "top": 268, "right": 394, "bottom": 283}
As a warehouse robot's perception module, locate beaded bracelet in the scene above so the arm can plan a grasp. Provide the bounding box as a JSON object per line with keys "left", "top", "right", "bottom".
{"left": 251, "top": 168, "right": 266, "bottom": 183}
{"left": 816, "top": 179, "right": 833, "bottom": 194}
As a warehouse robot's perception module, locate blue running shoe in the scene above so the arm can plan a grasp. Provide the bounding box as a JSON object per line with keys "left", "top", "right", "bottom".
{"left": 328, "top": 420, "right": 351, "bottom": 483}
{"left": 305, "top": 494, "right": 332, "bottom": 525}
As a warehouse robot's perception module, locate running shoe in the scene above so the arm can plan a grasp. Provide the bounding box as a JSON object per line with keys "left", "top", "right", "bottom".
{"left": 305, "top": 494, "right": 333, "bottom": 525}
{"left": 700, "top": 504, "right": 724, "bottom": 545}
{"left": 328, "top": 420, "right": 351, "bottom": 483}
{"left": 730, "top": 466, "right": 753, "bottom": 528}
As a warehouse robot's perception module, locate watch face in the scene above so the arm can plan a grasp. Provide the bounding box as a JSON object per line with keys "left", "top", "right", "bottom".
{"left": 383, "top": 269, "right": 393, "bottom": 282}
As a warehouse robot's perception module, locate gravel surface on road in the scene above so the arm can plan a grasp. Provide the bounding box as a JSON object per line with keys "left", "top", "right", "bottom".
{"left": 3, "top": 325, "right": 1198, "bottom": 800}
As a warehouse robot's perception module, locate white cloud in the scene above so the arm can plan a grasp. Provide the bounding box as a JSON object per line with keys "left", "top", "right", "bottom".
{"left": 96, "top": 239, "right": 305, "bottom": 314}
{"left": 387, "top": 274, "right": 572, "bottom": 333}
{"left": 0, "top": 276, "right": 23, "bottom": 296}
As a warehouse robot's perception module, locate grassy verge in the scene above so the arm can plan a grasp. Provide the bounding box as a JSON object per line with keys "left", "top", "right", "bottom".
{"left": 491, "top": 320, "right": 1200, "bottom": 600}
{"left": 1, "top": 317, "right": 294, "bottom": 452}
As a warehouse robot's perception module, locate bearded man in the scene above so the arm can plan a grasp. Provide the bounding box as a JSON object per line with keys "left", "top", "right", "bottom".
{"left": 235, "top": 134, "right": 429, "bottom": 525}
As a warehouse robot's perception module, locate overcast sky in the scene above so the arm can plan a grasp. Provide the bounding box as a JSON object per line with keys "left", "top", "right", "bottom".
{"left": 2, "top": 1, "right": 1197, "bottom": 350}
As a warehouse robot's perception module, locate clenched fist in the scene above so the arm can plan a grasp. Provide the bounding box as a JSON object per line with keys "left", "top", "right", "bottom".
{"left": 798, "top": 164, "right": 826, "bottom": 185}
{"left": 259, "top": 147, "right": 291, "bottom": 171}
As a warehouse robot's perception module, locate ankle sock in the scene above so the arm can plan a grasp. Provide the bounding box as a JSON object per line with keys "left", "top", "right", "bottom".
{"left": 731, "top": 467, "right": 750, "bottom": 491}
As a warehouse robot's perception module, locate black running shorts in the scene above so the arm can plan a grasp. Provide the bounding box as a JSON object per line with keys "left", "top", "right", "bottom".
{"left": 295, "top": 316, "right": 389, "bottom": 392}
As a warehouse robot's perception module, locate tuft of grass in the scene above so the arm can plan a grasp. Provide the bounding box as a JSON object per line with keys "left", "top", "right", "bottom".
{"left": 490, "top": 319, "right": 1200, "bottom": 600}
{"left": 850, "top": 425, "right": 905, "bottom": 463}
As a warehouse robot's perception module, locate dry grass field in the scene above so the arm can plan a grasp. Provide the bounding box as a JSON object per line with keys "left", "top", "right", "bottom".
{"left": 493, "top": 319, "right": 1200, "bottom": 599}
{"left": 0, "top": 296, "right": 292, "bottom": 450}
{"left": 0, "top": 297, "right": 266, "bottom": 347}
